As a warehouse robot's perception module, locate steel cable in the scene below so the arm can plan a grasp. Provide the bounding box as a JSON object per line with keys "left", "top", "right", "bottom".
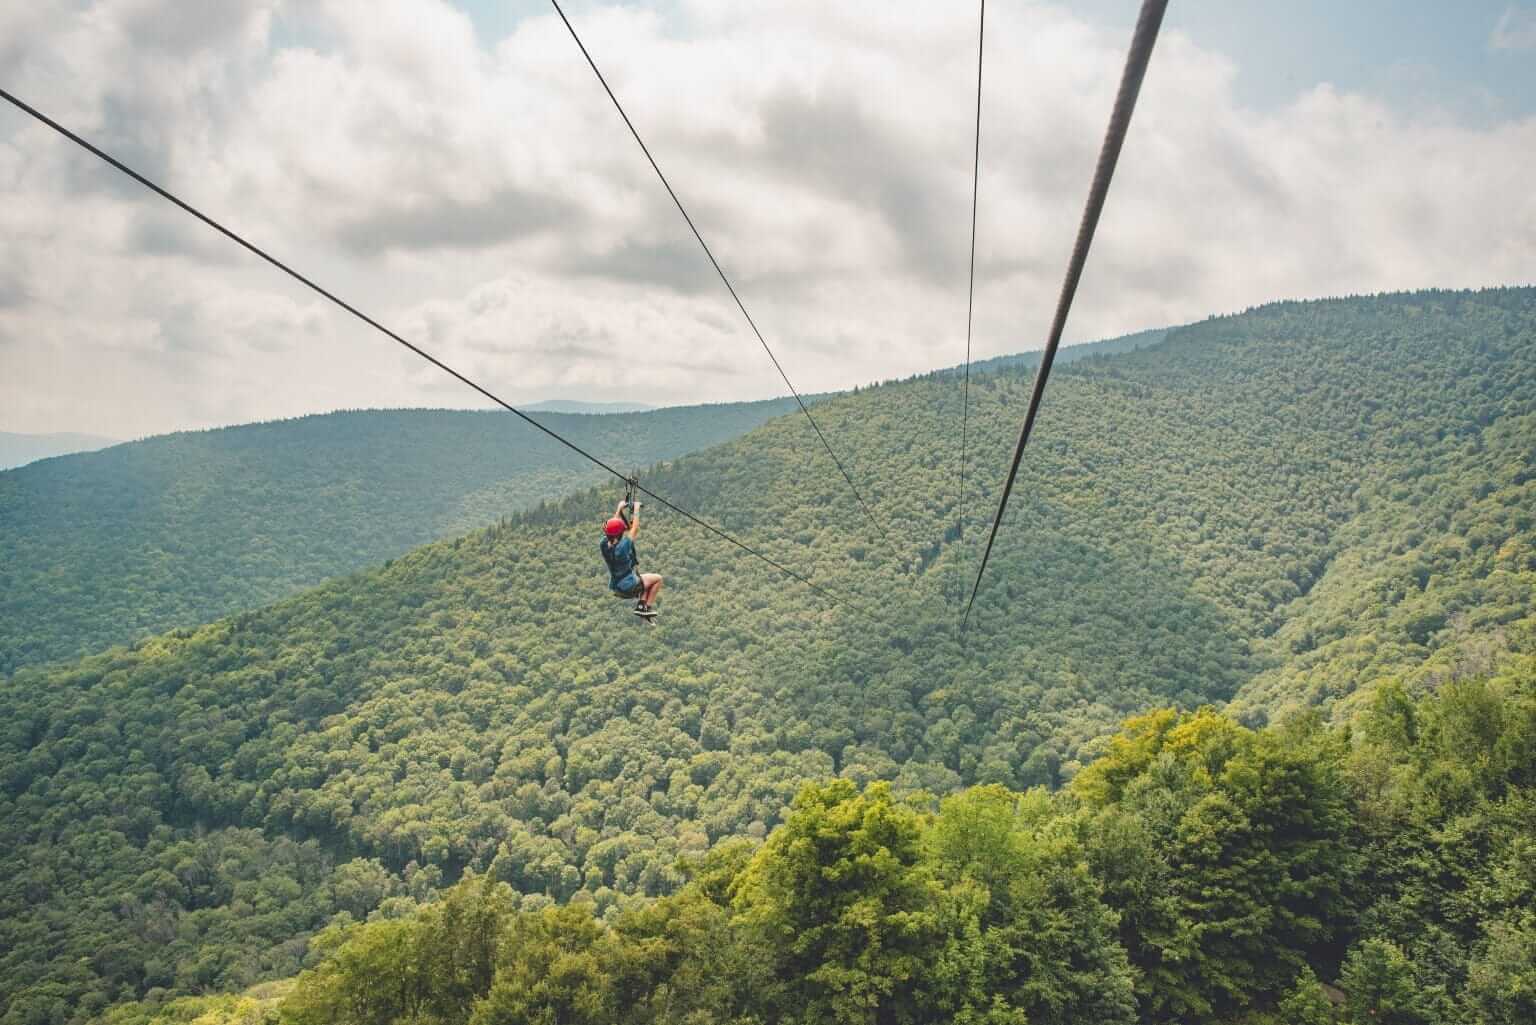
{"left": 0, "top": 85, "right": 876, "bottom": 623}
{"left": 549, "top": 0, "right": 885, "bottom": 540}
{"left": 962, "top": 0, "right": 1169, "bottom": 628}
{"left": 958, "top": 0, "right": 986, "bottom": 548}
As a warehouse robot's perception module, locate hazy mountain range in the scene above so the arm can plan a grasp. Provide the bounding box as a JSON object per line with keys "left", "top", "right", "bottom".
{"left": 0, "top": 430, "right": 119, "bottom": 470}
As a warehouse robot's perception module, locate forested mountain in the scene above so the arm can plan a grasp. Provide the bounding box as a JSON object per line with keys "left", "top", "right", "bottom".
{"left": 2, "top": 288, "right": 1534, "bottom": 1024}
{"left": 0, "top": 328, "right": 1158, "bottom": 676}
{"left": 0, "top": 431, "right": 119, "bottom": 471}
{"left": 0, "top": 399, "right": 798, "bottom": 673}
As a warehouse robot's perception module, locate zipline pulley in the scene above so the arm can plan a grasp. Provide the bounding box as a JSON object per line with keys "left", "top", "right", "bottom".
{"left": 620, "top": 472, "right": 640, "bottom": 527}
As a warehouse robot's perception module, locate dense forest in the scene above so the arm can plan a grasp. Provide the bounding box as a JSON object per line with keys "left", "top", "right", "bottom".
{"left": 0, "top": 399, "right": 801, "bottom": 672}
{"left": 102, "top": 664, "right": 1536, "bottom": 1025}
{"left": 1, "top": 289, "right": 1533, "bottom": 1022}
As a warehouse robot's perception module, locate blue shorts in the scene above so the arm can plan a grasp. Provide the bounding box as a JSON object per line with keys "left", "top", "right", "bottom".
{"left": 612, "top": 573, "right": 643, "bottom": 599}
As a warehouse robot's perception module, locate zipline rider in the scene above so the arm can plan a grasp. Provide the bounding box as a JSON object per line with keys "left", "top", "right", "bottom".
{"left": 602, "top": 497, "right": 662, "bottom": 619}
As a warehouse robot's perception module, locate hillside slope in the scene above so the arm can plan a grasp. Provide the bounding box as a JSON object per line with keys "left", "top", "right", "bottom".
{"left": 0, "top": 329, "right": 1162, "bottom": 676}
{"left": 0, "top": 400, "right": 798, "bottom": 673}
{"left": 2, "top": 288, "right": 1534, "bottom": 1020}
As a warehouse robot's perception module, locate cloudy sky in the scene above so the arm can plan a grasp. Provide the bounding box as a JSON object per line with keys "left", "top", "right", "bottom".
{"left": 3, "top": 0, "right": 1534, "bottom": 438}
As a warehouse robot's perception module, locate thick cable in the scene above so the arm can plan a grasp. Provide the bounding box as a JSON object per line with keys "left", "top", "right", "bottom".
{"left": 958, "top": 0, "right": 985, "bottom": 546}
{"left": 962, "top": 0, "right": 1168, "bottom": 628}
{"left": 0, "top": 86, "right": 874, "bottom": 622}
{"left": 548, "top": 0, "right": 884, "bottom": 540}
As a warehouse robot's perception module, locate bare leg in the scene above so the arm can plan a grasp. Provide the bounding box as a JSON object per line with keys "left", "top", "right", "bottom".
{"left": 641, "top": 573, "right": 663, "bottom": 607}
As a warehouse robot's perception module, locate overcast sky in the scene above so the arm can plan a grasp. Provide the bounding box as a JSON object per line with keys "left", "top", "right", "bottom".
{"left": 3, "top": 1, "right": 1534, "bottom": 438}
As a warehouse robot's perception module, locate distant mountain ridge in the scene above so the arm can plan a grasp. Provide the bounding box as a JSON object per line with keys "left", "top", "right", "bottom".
{"left": 0, "top": 430, "right": 118, "bottom": 470}
{"left": 521, "top": 400, "right": 656, "bottom": 414}
{"left": 932, "top": 327, "right": 1169, "bottom": 380}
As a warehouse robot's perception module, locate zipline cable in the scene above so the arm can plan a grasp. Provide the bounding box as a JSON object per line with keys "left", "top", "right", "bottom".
{"left": 549, "top": 0, "right": 885, "bottom": 541}
{"left": 0, "top": 85, "right": 876, "bottom": 624}
{"left": 961, "top": 0, "right": 1168, "bottom": 629}
{"left": 957, "top": 0, "right": 986, "bottom": 549}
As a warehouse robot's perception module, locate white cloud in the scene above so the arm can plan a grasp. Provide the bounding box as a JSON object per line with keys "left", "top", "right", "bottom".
{"left": 1491, "top": 5, "right": 1536, "bottom": 50}
{"left": 2, "top": 0, "right": 1534, "bottom": 437}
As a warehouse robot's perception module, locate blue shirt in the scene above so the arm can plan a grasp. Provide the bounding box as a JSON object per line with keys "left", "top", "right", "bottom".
{"left": 600, "top": 536, "right": 638, "bottom": 589}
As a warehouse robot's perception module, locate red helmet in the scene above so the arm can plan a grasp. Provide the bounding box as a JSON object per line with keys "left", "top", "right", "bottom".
{"left": 604, "top": 517, "right": 627, "bottom": 538}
